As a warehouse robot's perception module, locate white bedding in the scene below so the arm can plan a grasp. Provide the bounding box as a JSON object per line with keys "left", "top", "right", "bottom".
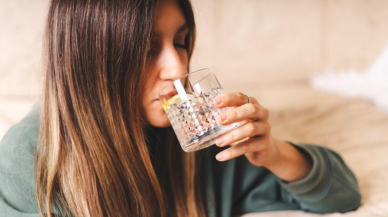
{"left": 241, "top": 83, "right": 388, "bottom": 216}
{"left": 311, "top": 44, "right": 388, "bottom": 112}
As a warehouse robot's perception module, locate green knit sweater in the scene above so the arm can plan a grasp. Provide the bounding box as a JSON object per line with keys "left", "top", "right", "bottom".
{"left": 0, "top": 103, "right": 361, "bottom": 216}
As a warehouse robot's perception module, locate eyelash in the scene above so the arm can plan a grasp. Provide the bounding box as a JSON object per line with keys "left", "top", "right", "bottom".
{"left": 174, "top": 43, "right": 187, "bottom": 50}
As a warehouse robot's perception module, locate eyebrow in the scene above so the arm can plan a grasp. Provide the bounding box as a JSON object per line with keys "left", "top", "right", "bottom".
{"left": 176, "top": 23, "right": 189, "bottom": 34}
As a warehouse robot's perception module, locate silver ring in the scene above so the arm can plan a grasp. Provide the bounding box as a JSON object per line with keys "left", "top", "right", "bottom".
{"left": 243, "top": 93, "right": 251, "bottom": 104}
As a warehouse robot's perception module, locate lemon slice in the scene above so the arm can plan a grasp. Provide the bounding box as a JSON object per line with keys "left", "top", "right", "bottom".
{"left": 162, "top": 95, "right": 180, "bottom": 110}
{"left": 168, "top": 94, "right": 182, "bottom": 104}
{"left": 162, "top": 93, "right": 197, "bottom": 110}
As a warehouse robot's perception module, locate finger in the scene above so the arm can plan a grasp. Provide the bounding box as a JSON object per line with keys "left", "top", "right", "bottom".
{"left": 215, "top": 137, "right": 267, "bottom": 161}
{"left": 215, "top": 122, "right": 270, "bottom": 147}
{"left": 214, "top": 92, "right": 259, "bottom": 108}
{"left": 217, "top": 104, "right": 270, "bottom": 125}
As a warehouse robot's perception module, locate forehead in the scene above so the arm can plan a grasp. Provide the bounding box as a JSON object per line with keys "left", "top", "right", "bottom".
{"left": 153, "top": 0, "right": 187, "bottom": 36}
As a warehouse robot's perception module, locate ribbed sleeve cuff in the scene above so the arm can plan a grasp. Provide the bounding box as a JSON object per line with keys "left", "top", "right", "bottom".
{"left": 279, "top": 143, "right": 332, "bottom": 198}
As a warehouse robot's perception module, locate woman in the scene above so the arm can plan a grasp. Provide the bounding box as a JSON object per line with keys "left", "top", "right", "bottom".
{"left": 0, "top": 0, "right": 361, "bottom": 216}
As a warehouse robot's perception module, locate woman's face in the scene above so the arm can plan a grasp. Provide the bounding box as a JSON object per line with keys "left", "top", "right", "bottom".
{"left": 142, "top": 0, "right": 189, "bottom": 128}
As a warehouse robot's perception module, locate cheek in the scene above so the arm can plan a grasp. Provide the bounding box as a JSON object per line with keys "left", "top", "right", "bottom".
{"left": 180, "top": 52, "right": 189, "bottom": 67}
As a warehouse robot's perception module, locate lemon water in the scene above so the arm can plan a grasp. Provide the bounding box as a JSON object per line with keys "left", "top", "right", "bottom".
{"left": 162, "top": 87, "right": 242, "bottom": 152}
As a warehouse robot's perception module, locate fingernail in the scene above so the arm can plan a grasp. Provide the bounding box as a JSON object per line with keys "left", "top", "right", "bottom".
{"left": 220, "top": 114, "right": 227, "bottom": 121}
{"left": 214, "top": 97, "right": 222, "bottom": 105}
{"left": 216, "top": 153, "right": 224, "bottom": 161}
{"left": 216, "top": 138, "right": 224, "bottom": 146}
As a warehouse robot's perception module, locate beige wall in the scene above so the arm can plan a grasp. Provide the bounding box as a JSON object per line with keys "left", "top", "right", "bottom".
{"left": 1, "top": 0, "right": 388, "bottom": 137}
{"left": 191, "top": 0, "right": 388, "bottom": 92}
{"left": 0, "top": 0, "right": 48, "bottom": 136}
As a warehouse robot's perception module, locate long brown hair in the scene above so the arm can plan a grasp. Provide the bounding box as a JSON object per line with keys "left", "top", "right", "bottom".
{"left": 36, "top": 0, "right": 204, "bottom": 216}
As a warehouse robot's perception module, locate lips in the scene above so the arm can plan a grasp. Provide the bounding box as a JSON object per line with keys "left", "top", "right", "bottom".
{"left": 164, "top": 89, "right": 179, "bottom": 99}
{"left": 157, "top": 89, "right": 178, "bottom": 102}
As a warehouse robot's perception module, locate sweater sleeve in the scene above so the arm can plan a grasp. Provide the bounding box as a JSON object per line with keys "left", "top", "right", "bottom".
{"left": 278, "top": 143, "right": 362, "bottom": 213}
{"left": 0, "top": 103, "right": 42, "bottom": 216}
{"left": 203, "top": 142, "right": 361, "bottom": 217}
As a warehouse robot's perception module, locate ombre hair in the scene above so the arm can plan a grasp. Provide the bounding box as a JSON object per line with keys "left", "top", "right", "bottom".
{"left": 36, "top": 0, "right": 204, "bottom": 216}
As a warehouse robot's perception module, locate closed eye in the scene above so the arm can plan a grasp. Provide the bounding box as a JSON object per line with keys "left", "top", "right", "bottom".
{"left": 174, "top": 43, "right": 187, "bottom": 50}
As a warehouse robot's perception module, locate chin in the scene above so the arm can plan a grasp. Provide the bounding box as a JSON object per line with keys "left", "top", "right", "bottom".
{"left": 147, "top": 113, "right": 172, "bottom": 128}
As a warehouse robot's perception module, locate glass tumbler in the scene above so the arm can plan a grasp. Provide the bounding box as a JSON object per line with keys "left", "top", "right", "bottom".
{"left": 159, "top": 68, "right": 245, "bottom": 152}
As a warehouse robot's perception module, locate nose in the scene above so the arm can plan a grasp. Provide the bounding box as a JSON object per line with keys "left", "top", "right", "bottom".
{"left": 157, "top": 45, "right": 187, "bottom": 81}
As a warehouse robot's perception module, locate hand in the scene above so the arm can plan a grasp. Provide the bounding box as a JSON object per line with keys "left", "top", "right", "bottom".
{"left": 213, "top": 92, "right": 312, "bottom": 182}
{"left": 213, "top": 92, "right": 274, "bottom": 165}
